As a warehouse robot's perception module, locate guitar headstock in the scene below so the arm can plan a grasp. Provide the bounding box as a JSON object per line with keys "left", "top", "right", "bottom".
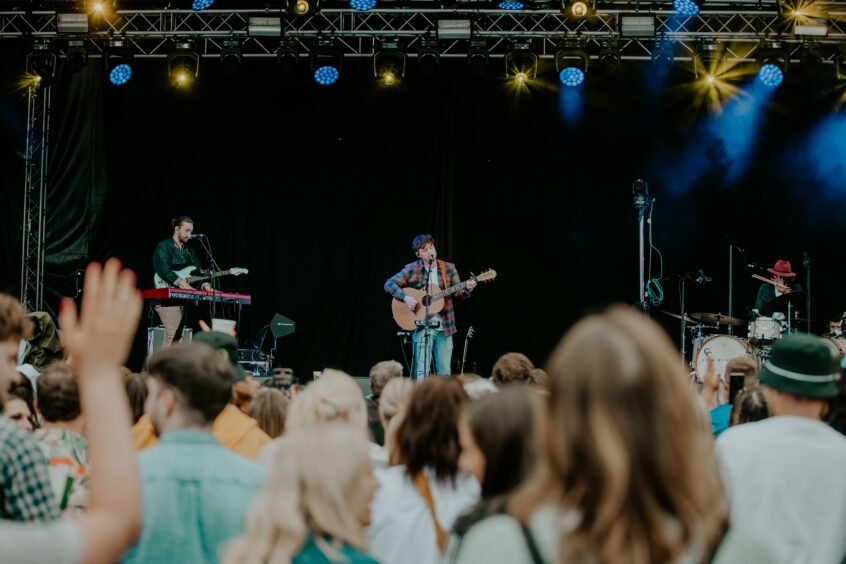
{"left": 466, "top": 326, "right": 475, "bottom": 339}
{"left": 231, "top": 268, "right": 249, "bottom": 276}
{"left": 474, "top": 269, "right": 497, "bottom": 283}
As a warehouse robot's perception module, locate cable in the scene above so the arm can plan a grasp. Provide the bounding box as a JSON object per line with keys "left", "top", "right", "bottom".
{"left": 645, "top": 199, "right": 664, "bottom": 307}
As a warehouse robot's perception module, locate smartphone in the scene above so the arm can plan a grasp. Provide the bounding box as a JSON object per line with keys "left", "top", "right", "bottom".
{"left": 728, "top": 373, "right": 745, "bottom": 405}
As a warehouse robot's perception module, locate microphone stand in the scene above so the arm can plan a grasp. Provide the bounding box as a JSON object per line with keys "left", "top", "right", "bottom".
{"left": 197, "top": 236, "right": 222, "bottom": 325}
{"left": 728, "top": 241, "right": 734, "bottom": 337}
{"left": 632, "top": 180, "right": 652, "bottom": 314}
{"left": 679, "top": 274, "right": 687, "bottom": 362}
{"left": 418, "top": 257, "right": 436, "bottom": 378}
{"left": 803, "top": 252, "right": 811, "bottom": 334}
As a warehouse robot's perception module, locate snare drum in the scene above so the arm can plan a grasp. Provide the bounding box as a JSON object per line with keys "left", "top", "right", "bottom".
{"left": 693, "top": 335, "right": 753, "bottom": 381}
{"left": 748, "top": 317, "right": 782, "bottom": 345}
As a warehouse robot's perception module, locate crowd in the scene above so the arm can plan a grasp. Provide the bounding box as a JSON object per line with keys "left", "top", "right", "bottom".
{"left": 1, "top": 259, "right": 845, "bottom": 564}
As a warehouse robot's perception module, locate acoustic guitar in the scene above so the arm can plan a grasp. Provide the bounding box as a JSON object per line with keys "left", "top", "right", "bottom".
{"left": 391, "top": 269, "right": 497, "bottom": 331}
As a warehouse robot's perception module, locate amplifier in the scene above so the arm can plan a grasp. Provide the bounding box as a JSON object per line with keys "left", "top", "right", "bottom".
{"left": 146, "top": 326, "right": 192, "bottom": 357}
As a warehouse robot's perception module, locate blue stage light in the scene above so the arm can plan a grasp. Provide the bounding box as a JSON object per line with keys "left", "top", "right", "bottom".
{"left": 192, "top": 0, "right": 214, "bottom": 10}
{"left": 559, "top": 67, "right": 584, "bottom": 87}
{"left": 758, "top": 63, "right": 783, "bottom": 87}
{"left": 674, "top": 0, "right": 700, "bottom": 16}
{"left": 109, "top": 63, "right": 132, "bottom": 85}
{"left": 498, "top": 1, "right": 524, "bottom": 9}
{"left": 314, "top": 65, "right": 340, "bottom": 85}
{"left": 350, "top": 0, "right": 376, "bottom": 10}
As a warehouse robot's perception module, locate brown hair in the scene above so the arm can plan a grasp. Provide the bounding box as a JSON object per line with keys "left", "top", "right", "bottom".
{"left": 147, "top": 343, "right": 235, "bottom": 424}
{"left": 369, "top": 360, "right": 403, "bottom": 398}
{"left": 731, "top": 388, "right": 769, "bottom": 426}
{"left": 393, "top": 377, "right": 467, "bottom": 482}
{"left": 0, "top": 293, "right": 32, "bottom": 342}
{"left": 36, "top": 361, "right": 81, "bottom": 422}
{"left": 725, "top": 356, "right": 759, "bottom": 390}
{"left": 411, "top": 234, "right": 435, "bottom": 253}
{"left": 491, "top": 352, "right": 534, "bottom": 385}
{"left": 172, "top": 215, "right": 194, "bottom": 230}
{"left": 231, "top": 378, "right": 260, "bottom": 413}
{"left": 123, "top": 372, "right": 148, "bottom": 425}
{"left": 249, "top": 388, "right": 289, "bottom": 439}
{"left": 513, "top": 306, "right": 727, "bottom": 564}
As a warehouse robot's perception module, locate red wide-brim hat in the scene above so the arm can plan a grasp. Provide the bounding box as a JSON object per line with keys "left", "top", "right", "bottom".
{"left": 767, "top": 259, "right": 797, "bottom": 278}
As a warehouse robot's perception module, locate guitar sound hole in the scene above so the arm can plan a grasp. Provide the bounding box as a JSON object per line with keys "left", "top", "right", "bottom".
{"left": 421, "top": 296, "right": 431, "bottom": 307}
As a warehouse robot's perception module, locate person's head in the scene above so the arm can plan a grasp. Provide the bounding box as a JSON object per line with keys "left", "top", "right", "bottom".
{"left": 455, "top": 373, "right": 498, "bottom": 400}
{"left": 222, "top": 423, "right": 378, "bottom": 564}
{"left": 514, "top": 305, "right": 726, "bottom": 563}
{"left": 7, "top": 381, "right": 38, "bottom": 430}
{"left": 393, "top": 377, "right": 468, "bottom": 482}
{"left": 0, "top": 293, "right": 32, "bottom": 402}
{"left": 171, "top": 215, "right": 194, "bottom": 244}
{"left": 3, "top": 396, "right": 34, "bottom": 431}
{"left": 491, "top": 352, "right": 534, "bottom": 385}
{"left": 829, "top": 315, "right": 843, "bottom": 336}
{"left": 758, "top": 333, "right": 840, "bottom": 420}
{"left": 123, "top": 372, "right": 148, "bottom": 425}
{"left": 458, "top": 386, "right": 539, "bottom": 498}
{"left": 286, "top": 369, "right": 367, "bottom": 435}
{"left": 724, "top": 356, "right": 759, "bottom": 391}
{"left": 527, "top": 367, "right": 549, "bottom": 388}
{"left": 249, "top": 388, "right": 289, "bottom": 439}
{"left": 36, "top": 361, "right": 82, "bottom": 425}
{"left": 369, "top": 360, "right": 403, "bottom": 399}
{"left": 145, "top": 343, "right": 235, "bottom": 435}
{"left": 730, "top": 388, "right": 769, "bottom": 426}
{"left": 412, "top": 234, "right": 436, "bottom": 262}
{"left": 231, "top": 378, "right": 260, "bottom": 413}
{"left": 378, "top": 377, "right": 416, "bottom": 453}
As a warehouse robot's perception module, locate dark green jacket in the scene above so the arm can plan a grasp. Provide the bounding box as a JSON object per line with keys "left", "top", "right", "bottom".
{"left": 755, "top": 281, "right": 802, "bottom": 313}
{"left": 152, "top": 238, "right": 203, "bottom": 287}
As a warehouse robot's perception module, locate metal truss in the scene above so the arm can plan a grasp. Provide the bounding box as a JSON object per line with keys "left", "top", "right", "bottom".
{"left": 20, "top": 83, "right": 51, "bottom": 313}
{"left": 1, "top": 5, "right": 846, "bottom": 61}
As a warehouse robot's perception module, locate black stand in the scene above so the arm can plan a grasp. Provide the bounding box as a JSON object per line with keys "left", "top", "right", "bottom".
{"left": 803, "top": 252, "right": 811, "bottom": 334}
{"left": 196, "top": 236, "right": 223, "bottom": 326}
{"left": 633, "top": 180, "right": 652, "bottom": 313}
{"left": 416, "top": 259, "right": 439, "bottom": 378}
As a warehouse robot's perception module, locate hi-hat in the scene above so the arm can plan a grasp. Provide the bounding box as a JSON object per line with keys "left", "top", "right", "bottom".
{"left": 690, "top": 312, "right": 746, "bottom": 326}
{"left": 661, "top": 310, "right": 698, "bottom": 324}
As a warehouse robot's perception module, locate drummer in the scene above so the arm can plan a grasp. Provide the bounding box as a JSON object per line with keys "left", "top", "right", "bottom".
{"left": 827, "top": 315, "right": 844, "bottom": 337}
{"left": 753, "top": 259, "right": 802, "bottom": 316}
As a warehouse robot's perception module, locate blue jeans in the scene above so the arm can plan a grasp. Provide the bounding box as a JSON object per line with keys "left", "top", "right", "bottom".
{"left": 412, "top": 329, "right": 453, "bottom": 381}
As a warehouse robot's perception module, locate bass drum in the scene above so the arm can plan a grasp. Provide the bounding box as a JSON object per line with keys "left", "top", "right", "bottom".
{"left": 693, "top": 335, "right": 753, "bottom": 381}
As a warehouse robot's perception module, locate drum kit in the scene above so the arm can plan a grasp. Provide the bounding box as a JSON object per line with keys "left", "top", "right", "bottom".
{"left": 663, "top": 286, "right": 827, "bottom": 382}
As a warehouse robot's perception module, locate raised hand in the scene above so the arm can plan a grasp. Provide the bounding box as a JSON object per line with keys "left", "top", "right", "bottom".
{"left": 58, "top": 259, "right": 142, "bottom": 376}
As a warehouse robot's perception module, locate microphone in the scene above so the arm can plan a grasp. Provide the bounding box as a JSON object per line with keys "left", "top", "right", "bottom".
{"left": 428, "top": 253, "right": 435, "bottom": 261}
{"left": 190, "top": 234, "right": 207, "bottom": 239}
{"left": 695, "top": 269, "right": 712, "bottom": 285}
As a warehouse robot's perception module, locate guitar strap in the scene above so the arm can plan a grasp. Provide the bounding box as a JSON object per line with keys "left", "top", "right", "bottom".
{"left": 438, "top": 260, "right": 448, "bottom": 292}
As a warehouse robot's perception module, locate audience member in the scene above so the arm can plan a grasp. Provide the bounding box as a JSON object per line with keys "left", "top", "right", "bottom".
{"left": 367, "top": 360, "right": 403, "bottom": 445}
{"left": 454, "top": 373, "right": 498, "bottom": 400}
{"left": 223, "top": 424, "right": 379, "bottom": 564}
{"left": 368, "top": 378, "right": 479, "bottom": 564}
{"left": 378, "top": 377, "right": 415, "bottom": 460}
{"left": 490, "top": 353, "right": 534, "bottom": 386}
{"left": 3, "top": 394, "right": 34, "bottom": 432}
{"left": 248, "top": 388, "right": 288, "bottom": 439}
{"left": 7, "top": 382, "right": 38, "bottom": 431}
{"left": 123, "top": 372, "right": 147, "bottom": 425}
{"left": 121, "top": 342, "right": 266, "bottom": 563}
{"left": 729, "top": 387, "right": 769, "bottom": 427}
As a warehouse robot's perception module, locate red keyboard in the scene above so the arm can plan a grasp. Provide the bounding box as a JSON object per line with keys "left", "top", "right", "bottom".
{"left": 142, "top": 288, "right": 252, "bottom": 305}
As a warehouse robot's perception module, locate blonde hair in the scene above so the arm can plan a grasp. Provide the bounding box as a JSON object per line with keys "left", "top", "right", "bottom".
{"left": 378, "top": 378, "right": 415, "bottom": 458}
{"left": 249, "top": 388, "right": 289, "bottom": 439}
{"left": 513, "top": 305, "right": 727, "bottom": 564}
{"left": 369, "top": 360, "right": 403, "bottom": 398}
{"left": 286, "top": 369, "right": 367, "bottom": 434}
{"left": 222, "top": 424, "right": 372, "bottom": 564}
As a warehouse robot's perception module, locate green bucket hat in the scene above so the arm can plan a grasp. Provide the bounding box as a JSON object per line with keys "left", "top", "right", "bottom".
{"left": 758, "top": 333, "right": 841, "bottom": 398}
{"left": 192, "top": 330, "right": 245, "bottom": 380}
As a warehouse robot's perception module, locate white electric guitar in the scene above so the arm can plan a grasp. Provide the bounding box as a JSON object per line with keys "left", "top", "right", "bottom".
{"left": 153, "top": 266, "right": 249, "bottom": 289}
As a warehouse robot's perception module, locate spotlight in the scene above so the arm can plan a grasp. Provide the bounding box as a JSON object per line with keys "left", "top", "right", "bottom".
{"left": 287, "top": 0, "right": 318, "bottom": 15}
{"left": 674, "top": 0, "right": 703, "bottom": 16}
{"left": 311, "top": 37, "right": 342, "bottom": 86}
{"left": 468, "top": 39, "right": 489, "bottom": 76}
{"left": 106, "top": 39, "right": 133, "bottom": 86}
{"left": 373, "top": 39, "right": 406, "bottom": 85}
{"left": 562, "top": 0, "right": 592, "bottom": 19}
{"left": 26, "top": 42, "right": 57, "bottom": 86}
{"left": 220, "top": 39, "right": 241, "bottom": 75}
{"left": 504, "top": 40, "right": 538, "bottom": 80}
{"left": 66, "top": 40, "right": 88, "bottom": 73}
{"left": 694, "top": 39, "right": 723, "bottom": 79}
{"left": 499, "top": 1, "right": 524, "bottom": 9}
{"left": 278, "top": 39, "right": 299, "bottom": 76}
{"left": 350, "top": 0, "right": 376, "bottom": 11}
{"left": 756, "top": 39, "right": 788, "bottom": 87}
{"left": 555, "top": 38, "right": 588, "bottom": 86}
{"left": 417, "top": 36, "right": 439, "bottom": 75}
{"left": 192, "top": 0, "right": 214, "bottom": 10}
{"left": 599, "top": 39, "right": 621, "bottom": 76}
{"left": 168, "top": 40, "right": 200, "bottom": 87}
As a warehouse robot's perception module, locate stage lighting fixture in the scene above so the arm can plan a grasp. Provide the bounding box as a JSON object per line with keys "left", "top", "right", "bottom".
{"left": 66, "top": 40, "right": 88, "bottom": 73}
{"left": 106, "top": 39, "right": 133, "bottom": 86}
{"left": 795, "top": 18, "right": 828, "bottom": 37}
{"left": 562, "top": 0, "right": 592, "bottom": 19}
{"left": 555, "top": 38, "right": 588, "bottom": 86}
{"left": 756, "top": 39, "right": 788, "bottom": 87}
{"left": 350, "top": 0, "right": 377, "bottom": 11}
{"left": 192, "top": 0, "right": 214, "bottom": 10}
{"left": 468, "top": 39, "right": 489, "bottom": 76}
{"left": 311, "top": 37, "right": 342, "bottom": 86}
{"left": 694, "top": 39, "right": 723, "bottom": 79}
{"left": 278, "top": 39, "right": 299, "bottom": 76}
{"left": 417, "top": 36, "right": 439, "bottom": 75}
{"left": 498, "top": 1, "right": 524, "bottom": 9}
{"left": 620, "top": 14, "right": 656, "bottom": 37}
{"left": 504, "top": 40, "right": 537, "bottom": 80}
{"left": 287, "top": 0, "right": 317, "bottom": 16}
{"left": 220, "top": 39, "right": 241, "bottom": 74}
{"left": 249, "top": 17, "right": 281, "bottom": 37}
{"left": 799, "top": 41, "right": 825, "bottom": 73}
{"left": 599, "top": 39, "right": 621, "bottom": 76}
{"left": 57, "top": 13, "right": 89, "bottom": 33}
{"left": 438, "top": 19, "right": 472, "bottom": 40}
{"left": 652, "top": 38, "right": 675, "bottom": 71}
{"left": 373, "top": 39, "right": 406, "bottom": 85}
{"left": 674, "top": 0, "right": 703, "bottom": 17}
{"left": 168, "top": 41, "right": 200, "bottom": 87}
{"left": 26, "top": 42, "right": 57, "bottom": 85}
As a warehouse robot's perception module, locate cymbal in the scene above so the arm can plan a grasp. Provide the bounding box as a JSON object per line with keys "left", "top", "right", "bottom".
{"left": 661, "top": 310, "right": 697, "bottom": 324}
{"left": 761, "top": 291, "right": 805, "bottom": 317}
{"left": 690, "top": 312, "right": 747, "bottom": 326}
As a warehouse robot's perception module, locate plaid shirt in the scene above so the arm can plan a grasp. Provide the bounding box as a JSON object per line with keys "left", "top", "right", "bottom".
{"left": 0, "top": 416, "right": 61, "bottom": 522}
{"left": 384, "top": 259, "right": 470, "bottom": 337}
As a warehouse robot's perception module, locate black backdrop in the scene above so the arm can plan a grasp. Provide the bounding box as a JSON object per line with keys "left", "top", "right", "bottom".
{"left": 2, "top": 44, "right": 845, "bottom": 376}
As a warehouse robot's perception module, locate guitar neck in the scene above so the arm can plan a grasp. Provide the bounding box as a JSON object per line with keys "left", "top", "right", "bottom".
{"left": 432, "top": 281, "right": 469, "bottom": 301}
{"left": 186, "top": 269, "right": 231, "bottom": 284}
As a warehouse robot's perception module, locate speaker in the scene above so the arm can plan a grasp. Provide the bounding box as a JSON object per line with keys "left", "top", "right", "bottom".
{"left": 270, "top": 313, "right": 296, "bottom": 339}
{"left": 147, "top": 326, "right": 192, "bottom": 357}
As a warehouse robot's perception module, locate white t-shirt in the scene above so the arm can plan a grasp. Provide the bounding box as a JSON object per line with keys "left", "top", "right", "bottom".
{"left": 0, "top": 518, "right": 82, "bottom": 564}
{"left": 717, "top": 415, "right": 846, "bottom": 564}
{"left": 367, "top": 465, "right": 479, "bottom": 564}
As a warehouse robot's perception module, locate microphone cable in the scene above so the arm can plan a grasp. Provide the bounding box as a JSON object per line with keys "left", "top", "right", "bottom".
{"left": 645, "top": 199, "right": 665, "bottom": 307}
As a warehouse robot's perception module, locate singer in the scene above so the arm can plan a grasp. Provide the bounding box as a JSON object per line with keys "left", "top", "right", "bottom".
{"left": 384, "top": 234, "right": 476, "bottom": 380}
{"left": 151, "top": 215, "right": 212, "bottom": 347}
